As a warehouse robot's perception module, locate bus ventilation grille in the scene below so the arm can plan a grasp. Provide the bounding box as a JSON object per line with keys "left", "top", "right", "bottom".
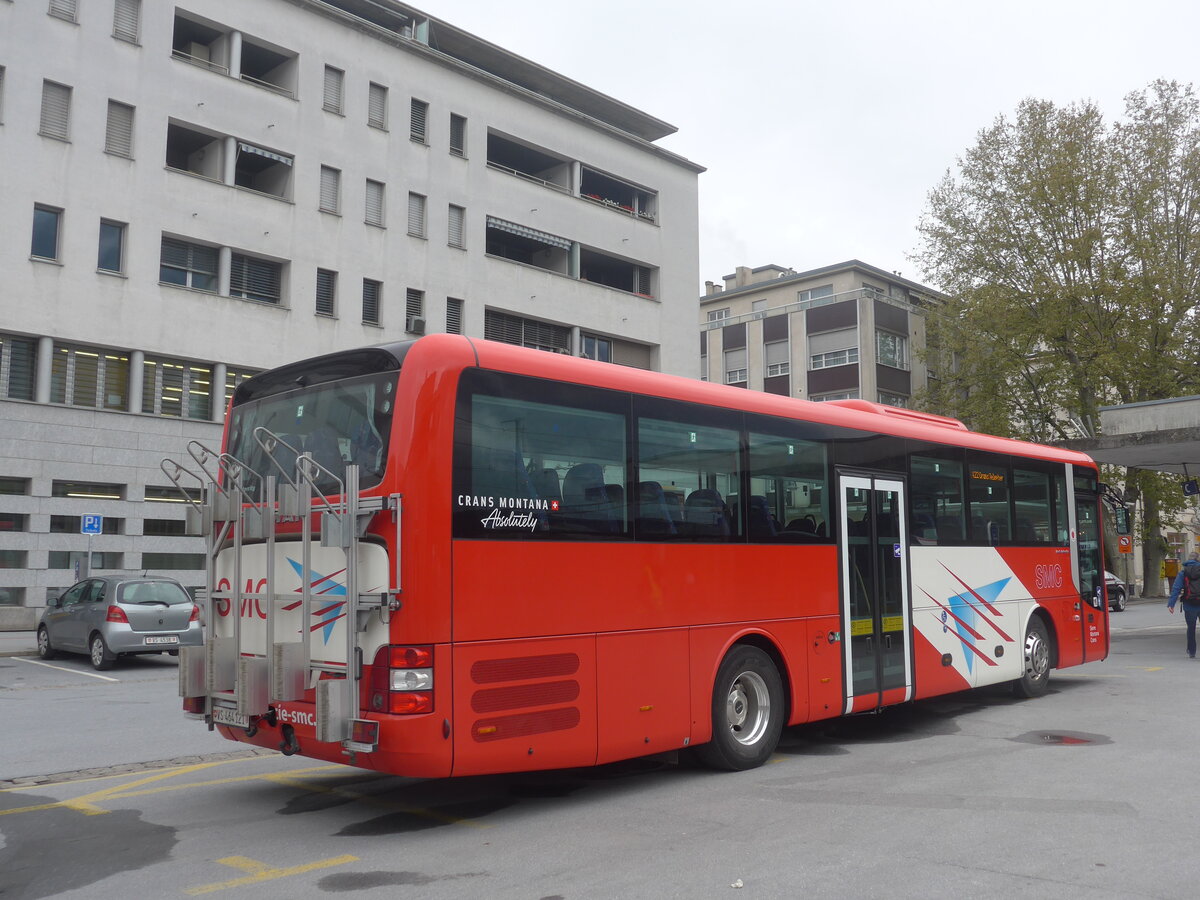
{"left": 469, "top": 653, "right": 581, "bottom": 743}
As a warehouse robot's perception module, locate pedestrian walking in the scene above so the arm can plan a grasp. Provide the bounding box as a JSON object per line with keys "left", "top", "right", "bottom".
{"left": 1167, "top": 551, "right": 1200, "bottom": 658}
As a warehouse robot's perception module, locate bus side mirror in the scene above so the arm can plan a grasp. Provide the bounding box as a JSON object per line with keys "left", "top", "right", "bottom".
{"left": 1114, "top": 507, "right": 1131, "bottom": 536}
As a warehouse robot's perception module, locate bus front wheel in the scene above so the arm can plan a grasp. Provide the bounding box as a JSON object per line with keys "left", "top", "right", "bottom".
{"left": 696, "top": 645, "right": 784, "bottom": 771}
{"left": 1013, "top": 617, "right": 1052, "bottom": 698}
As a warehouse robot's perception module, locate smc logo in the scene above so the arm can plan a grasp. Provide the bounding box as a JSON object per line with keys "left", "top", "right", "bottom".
{"left": 1035, "top": 564, "right": 1063, "bottom": 590}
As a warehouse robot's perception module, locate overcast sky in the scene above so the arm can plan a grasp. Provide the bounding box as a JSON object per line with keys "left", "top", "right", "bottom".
{"left": 432, "top": 1, "right": 1200, "bottom": 292}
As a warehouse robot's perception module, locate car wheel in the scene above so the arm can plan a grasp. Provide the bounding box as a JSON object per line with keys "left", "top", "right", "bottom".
{"left": 1013, "top": 616, "right": 1052, "bottom": 698}
{"left": 36, "top": 626, "right": 57, "bottom": 660}
{"left": 695, "top": 645, "right": 785, "bottom": 771}
{"left": 89, "top": 633, "right": 116, "bottom": 671}
{"left": 1111, "top": 587, "right": 1127, "bottom": 612}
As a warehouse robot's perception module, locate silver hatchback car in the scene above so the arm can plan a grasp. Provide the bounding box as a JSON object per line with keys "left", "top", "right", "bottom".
{"left": 37, "top": 575, "right": 201, "bottom": 670}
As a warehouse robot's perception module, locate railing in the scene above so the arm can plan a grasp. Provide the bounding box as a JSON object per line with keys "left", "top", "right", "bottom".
{"left": 485, "top": 161, "right": 571, "bottom": 194}
{"left": 704, "top": 287, "right": 925, "bottom": 331}
{"left": 239, "top": 73, "right": 296, "bottom": 100}
{"left": 171, "top": 48, "right": 230, "bottom": 76}
{"left": 580, "top": 193, "right": 656, "bottom": 224}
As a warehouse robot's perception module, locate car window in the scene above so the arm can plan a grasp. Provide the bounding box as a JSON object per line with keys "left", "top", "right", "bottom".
{"left": 60, "top": 582, "right": 90, "bottom": 606}
{"left": 92, "top": 580, "right": 107, "bottom": 602}
{"left": 118, "top": 581, "right": 190, "bottom": 605}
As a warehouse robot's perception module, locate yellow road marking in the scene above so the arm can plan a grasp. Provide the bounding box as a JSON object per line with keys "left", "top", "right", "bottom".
{"left": 185, "top": 854, "right": 358, "bottom": 895}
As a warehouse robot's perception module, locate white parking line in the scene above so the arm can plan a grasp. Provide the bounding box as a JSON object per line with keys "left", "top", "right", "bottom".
{"left": 14, "top": 657, "right": 119, "bottom": 682}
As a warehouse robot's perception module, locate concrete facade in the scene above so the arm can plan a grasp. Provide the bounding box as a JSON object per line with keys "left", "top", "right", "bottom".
{"left": 699, "top": 261, "right": 942, "bottom": 404}
{"left": 0, "top": 0, "right": 702, "bottom": 614}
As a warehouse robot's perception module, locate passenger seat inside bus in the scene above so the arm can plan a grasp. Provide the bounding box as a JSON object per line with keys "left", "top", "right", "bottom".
{"left": 562, "top": 463, "right": 618, "bottom": 533}
{"left": 635, "top": 481, "right": 677, "bottom": 536}
{"left": 748, "top": 495, "right": 777, "bottom": 539}
{"left": 684, "top": 488, "right": 731, "bottom": 537}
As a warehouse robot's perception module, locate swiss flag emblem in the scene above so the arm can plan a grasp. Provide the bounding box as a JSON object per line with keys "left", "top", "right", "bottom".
{"left": 550, "top": 500, "right": 560, "bottom": 511}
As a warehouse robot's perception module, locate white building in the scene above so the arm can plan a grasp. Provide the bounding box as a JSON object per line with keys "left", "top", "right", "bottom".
{"left": 0, "top": 0, "right": 702, "bottom": 620}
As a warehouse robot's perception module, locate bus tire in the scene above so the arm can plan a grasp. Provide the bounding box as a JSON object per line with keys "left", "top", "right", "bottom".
{"left": 696, "top": 645, "right": 784, "bottom": 771}
{"left": 1013, "top": 616, "right": 1051, "bottom": 698}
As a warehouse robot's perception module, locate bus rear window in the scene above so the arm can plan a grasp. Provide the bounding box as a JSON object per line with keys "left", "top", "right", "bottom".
{"left": 226, "top": 372, "right": 395, "bottom": 495}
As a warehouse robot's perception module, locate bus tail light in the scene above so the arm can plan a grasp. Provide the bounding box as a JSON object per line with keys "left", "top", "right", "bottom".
{"left": 369, "top": 645, "right": 434, "bottom": 715}
{"left": 106, "top": 605, "right": 129, "bottom": 624}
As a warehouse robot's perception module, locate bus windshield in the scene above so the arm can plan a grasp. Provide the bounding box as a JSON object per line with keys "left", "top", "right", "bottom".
{"left": 225, "top": 371, "right": 396, "bottom": 495}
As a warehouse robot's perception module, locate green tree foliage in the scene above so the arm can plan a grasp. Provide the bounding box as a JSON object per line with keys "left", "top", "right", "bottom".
{"left": 917, "top": 80, "right": 1200, "bottom": 584}
{"left": 917, "top": 80, "right": 1200, "bottom": 440}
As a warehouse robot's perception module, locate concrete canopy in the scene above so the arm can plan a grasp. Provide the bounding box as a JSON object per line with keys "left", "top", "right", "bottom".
{"left": 1059, "top": 396, "right": 1200, "bottom": 477}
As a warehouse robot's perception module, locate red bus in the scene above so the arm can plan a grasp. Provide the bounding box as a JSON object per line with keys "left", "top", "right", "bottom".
{"left": 169, "top": 334, "right": 1113, "bottom": 776}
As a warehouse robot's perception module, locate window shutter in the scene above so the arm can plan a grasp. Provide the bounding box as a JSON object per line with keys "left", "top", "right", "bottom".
{"left": 405, "top": 288, "right": 424, "bottom": 318}
{"left": 365, "top": 180, "right": 385, "bottom": 226}
{"left": 3, "top": 337, "right": 38, "bottom": 401}
{"left": 113, "top": 0, "right": 140, "bottom": 41}
{"left": 407, "top": 193, "right": 426, "bottom": 236}
{"left": 636, "top": 266, "right": 652, "bottom": 296}
{"left": 448, "top": 204, "right": 465, "bottom": 248}
{"left": 49, "top": 0, "right": 77, "bottom": 22}
{"left": 410, "top": 99, "right": 427, "bottom": 142}
{"left": 323, "top": 66, "right": 344, "bottom": 114}
{"left": 319, "top": 166, "right": 340, "bottom": 213}
{"left": 368, "top": 83, "right": 387, "bottom": 129}
{"left": 362, "top": 280, "right": 381, "bottom": 324}
{"left": 40, "top": 81, "right": 71, "bottom": 140}
{"left": 315, "top": 269, "right": 336, "bottom": 316}
{"left": 229, "top": 254, "right": 282, "bottom": 304}
{"left": 449, "top": 113, "right": 466, "bottom": 156}
{"left": 105, "top": 101, "right": 134, "bottom": 157}
{"left": 446, "top": 297, "right": 463, "bottom": 335}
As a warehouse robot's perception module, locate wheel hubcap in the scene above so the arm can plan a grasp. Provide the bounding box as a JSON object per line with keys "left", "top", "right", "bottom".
{"left": 1025, "top": 631, "right": 1048, "bottom": 680}
{"left": 725, "top": 671, "right": 770, "bottom": 745}
{"left": 91, "top": 639, "right": 104, "bottom": 666}
{"left": 38, "top": 631, "right": 48, "bottom": 653}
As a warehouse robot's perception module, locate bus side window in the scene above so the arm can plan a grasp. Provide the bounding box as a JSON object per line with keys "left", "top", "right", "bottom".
{"left": 747, "top": 431, "right": 830, "bottom": 544}
{"left": 910, "top": 454, "right": 965, "bottom": 545}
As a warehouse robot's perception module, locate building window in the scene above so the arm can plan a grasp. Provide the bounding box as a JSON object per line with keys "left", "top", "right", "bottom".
{"left": 113, "top": 0, "right": 141, "bottom": 42}
{"left": 407, "top": 192, "right": 426, "bottom": 237}
{"left": 707, "top": 308, "right": 730, "bottom": 322}
{"left": 323, "top": 65, "right": 344, "bottom": 114}
{"left": 160, "top": 237, "right": 217, "bottom": 291}
{"left": 405, "top": 289, "right": 425, "bottom": 333}
{"left": 319, "top": 165, "right": 340, "bottom": 214}
{"left": 51, "top": 344, "right": 129, "bottom": 410}
{"left": 811, "top": 390, "right": 860, "bottom": 402}
{"left": 798, "top": 285, "right": 835, "bottom": 304}
{"left": 365, "top": 179, "right": 385, "bottom": 226}
{"left": 104, "top": 100, "right": 135, "bottom": 158}
{"left": 410, "top": 98, "right": 428, "bottom": 143}
{"left": 48, "top": 0, "right": 77, "bottom": 23}
{"left": 229, "top": 253, "right": 283, "bottom": 304}
{"left": 765, "top": 340, "right": 790, "bottom": 377}
{"left": 582, "top": 334, "right": 612, "bottom": 363}
{"left": 142, "top": 552, "right": 205, "bottom": 570}
{"left": 484, "top": 310, "right": 570, "bottom": 353}
{"left": 143, "top": 518, "right": 188, "bottom": 536}
{"left": 98, "top": 220, "right": 126, "bottom": 273}
{"left": 234, "top": 143, "right": 293, "bottom": 199}
{"left": 876, "top": 331, "right": 908, "bottom": 369}
{"left": 52, "top": 480, "right": 124, "bottom": 499}
{"left": 32, "top": 205, "right": 62, "bottom": 261}
{"left": 145, "top": 485, "right": 200, "bottom": 503}
{"left": 0, "top": 513, "right": 28, "bottom": 534}
{"left": 362, "top": 279, "right": 381, "bottom": 325}
{"left": 725, "top": 348, "right": 748, "bottom": 386}
{"left": 142, "top": 359, "right": 212, "bottom": 419}
{"left": 449, "top": 113, "right": 466, "bottom": 156}
{"left": 0, "top": 477, "right": 31, "bottom": 495}
{"left": 1, "top": 336, "right": 38, "bottom": 401}
{"left": 316, "top": 269, "right": 337, "bottom": 317}
{"left": 811, "top": 347, "right": 859, "bottom": 370}
{"left": 368, "top": 82, "right": 387, "bottom": 129}
{"left": 0, "top": 551, "right": 29, "bottom": 570}
{"left": 446, "top": 297, "right": 464, "bottom": 334}
{"left": 878, "top": 391, "right": 909, "bottom": 408}
{"left": 448, "top": 204, "right": 465, "bottom": 248}
{"left": 40, "top": 80, "right": 71, "bottom": 140}
{"left": 50, "top": 515, "right": 122, "bottom": 535}
{"left": 224, "top": 367, "right": 256, "bottom": 410}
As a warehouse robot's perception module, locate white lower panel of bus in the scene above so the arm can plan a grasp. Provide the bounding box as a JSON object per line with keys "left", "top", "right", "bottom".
{"left": 212, "top": 541, "right": 390, "bottom": 668}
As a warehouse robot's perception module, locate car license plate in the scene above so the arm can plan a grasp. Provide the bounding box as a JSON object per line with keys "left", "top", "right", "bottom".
{"left": 145, "top": 635, "right": 179, "bottom": 645}
{"left": 212, "top": 706, "right": 250, "bottom": 729}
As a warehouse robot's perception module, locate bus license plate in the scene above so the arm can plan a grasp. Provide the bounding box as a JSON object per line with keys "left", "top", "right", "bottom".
{"left": 145, "top": 635, "right": 179, "bottom": 645}
{"left": 212, "top": 706, "right": 250, "bottom": 729}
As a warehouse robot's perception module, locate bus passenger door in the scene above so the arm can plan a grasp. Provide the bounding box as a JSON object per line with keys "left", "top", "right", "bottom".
{"left": 1074, "top": 489, "right": 1107, "bottom": 662}
{"left": 839, "top": 474, "right": 913, "bottom": 714}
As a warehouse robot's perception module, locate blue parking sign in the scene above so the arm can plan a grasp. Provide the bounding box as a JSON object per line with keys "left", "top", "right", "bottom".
{"left": 81, "top": 514, "right": 103, "bottom": 535}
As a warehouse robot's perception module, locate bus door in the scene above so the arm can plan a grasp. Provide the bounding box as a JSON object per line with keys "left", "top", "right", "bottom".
{"left": 839, "top": 474, "right": 913, "bottom": 714}
{"left": 1073, "top": 486, "right": 1107, "bottom": 661}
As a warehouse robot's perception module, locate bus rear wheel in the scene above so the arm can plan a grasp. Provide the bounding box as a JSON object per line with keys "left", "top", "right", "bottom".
{"left": 696, "top": 645, "right": 784, "bottom": 771}
{"left": 1013, "top": 616, "right": 1052, "bottom": 698}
